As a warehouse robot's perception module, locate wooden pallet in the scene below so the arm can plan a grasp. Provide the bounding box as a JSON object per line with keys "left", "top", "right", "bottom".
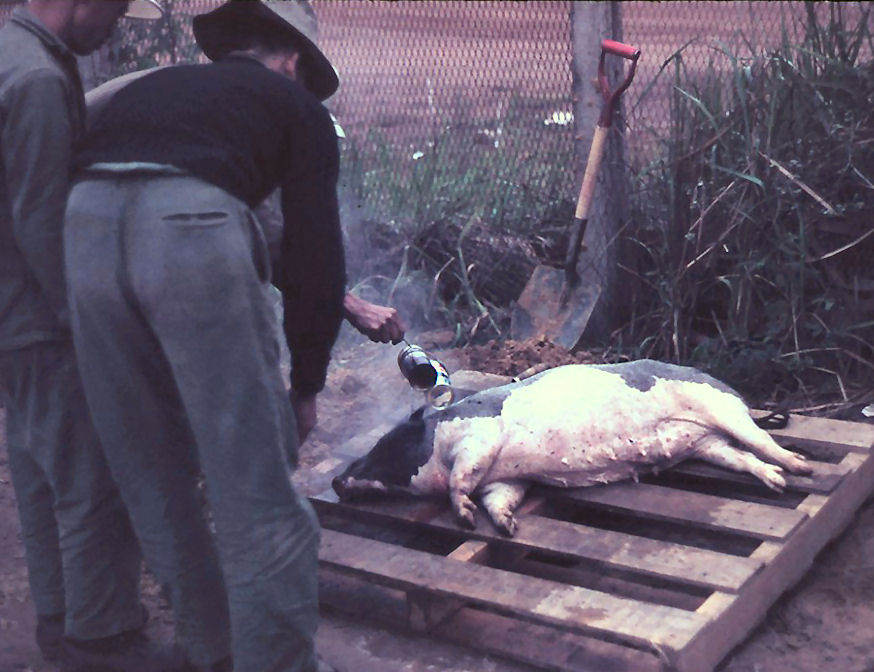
{"left": 311, "top": 411, "right": 874, "bottom": 672}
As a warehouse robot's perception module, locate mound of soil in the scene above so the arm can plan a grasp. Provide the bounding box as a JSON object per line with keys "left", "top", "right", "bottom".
{"left": 453, "top": 337, "right": 602, "bottom": 377}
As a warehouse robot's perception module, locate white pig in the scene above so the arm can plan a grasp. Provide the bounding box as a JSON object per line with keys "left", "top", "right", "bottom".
{"left": 333, "top": 360, "right": 812, "bottom": 536}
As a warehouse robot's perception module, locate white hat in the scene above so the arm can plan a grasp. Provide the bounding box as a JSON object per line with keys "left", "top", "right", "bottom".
{"left": 125, "top": 0, "right": 163, "bottom": 20}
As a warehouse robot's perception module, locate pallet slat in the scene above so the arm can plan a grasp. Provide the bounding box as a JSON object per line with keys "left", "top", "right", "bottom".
{"left": 314, "top": 495, "right": 763, "bottom": 593}
{"left": 550, "top": 481, "right": 807, "bottom": 540}
{"left": 752, "top": 410, "right": 874, "bottom": 453}
{"left": 320, "top": 571, "right": 665, "bottom": 672}
{"left": 672, "top": 452, "right": 873, "bottom": 672}
{"left": 431, "top": 607, "right": 665, "bottom": 672}
{"left": 671, "top": 458, "right": 846, "bottom": 495}
{"left": 319, "top": 528, "right": 707, "bottom": 654}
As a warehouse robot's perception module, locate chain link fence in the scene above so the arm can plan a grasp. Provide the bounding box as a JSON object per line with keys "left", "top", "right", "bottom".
{"left": 1, "top": 3, "right": 866, "bottom": 129}
{"left": 1, "top": 1, "right": 868, "bottom": 229}
{"left": 1, "top": 1, "right": 849, "bottom": 207}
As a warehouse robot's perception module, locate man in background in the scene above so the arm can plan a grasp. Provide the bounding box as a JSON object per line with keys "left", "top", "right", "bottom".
{"left": 0, "top": 1, "right": 207, "bottom": 671}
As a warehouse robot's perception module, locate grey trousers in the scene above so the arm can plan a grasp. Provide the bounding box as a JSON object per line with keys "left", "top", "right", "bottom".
{"left": 64, "top": 173, "right": 320, "bottom": 672}
{"left": 0, "top": 341, "right": 144, "bottom": 639}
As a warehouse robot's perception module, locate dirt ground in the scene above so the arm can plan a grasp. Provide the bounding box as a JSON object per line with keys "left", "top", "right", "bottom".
{"left": 3, "top": 334, "right": 874, "bottom": 672}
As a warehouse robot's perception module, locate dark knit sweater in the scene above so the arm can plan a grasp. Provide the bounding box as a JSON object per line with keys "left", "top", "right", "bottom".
{"left": 75, "top": 56, "right": 346, "bottom": 395}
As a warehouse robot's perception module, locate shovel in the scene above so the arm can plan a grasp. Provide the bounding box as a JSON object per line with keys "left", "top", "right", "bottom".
{"left": 511, "top": 39, "right": 640, "bottom": 349}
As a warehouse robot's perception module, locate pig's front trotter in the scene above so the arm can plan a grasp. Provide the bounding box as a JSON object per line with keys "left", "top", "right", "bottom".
{"left": 489, "top": 510, "right": 518, "bottom": 537}
{"left": 447, "top": 438, "right": 497, "bottom": 529}
{"left": 480, "top": 481, "right": 529, "bottom": 537}
{"left": 451, "top": 488, "right": 478, "bottom": 528}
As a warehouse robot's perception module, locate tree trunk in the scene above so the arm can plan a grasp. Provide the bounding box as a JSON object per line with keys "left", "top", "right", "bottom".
{"left": 570, "top": 1, "right": 629, "bottom": 342}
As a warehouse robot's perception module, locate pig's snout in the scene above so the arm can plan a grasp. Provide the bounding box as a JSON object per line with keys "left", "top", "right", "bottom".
{"left": 331, "top": 469, "right": 392, "bottom": 501}
{"left": 331, "top": 475, "right": 350, "bottom": 500}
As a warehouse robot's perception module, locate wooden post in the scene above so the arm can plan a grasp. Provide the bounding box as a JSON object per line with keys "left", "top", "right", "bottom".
{"left": 569, "top": 2, "right": 629, "bottom": 341}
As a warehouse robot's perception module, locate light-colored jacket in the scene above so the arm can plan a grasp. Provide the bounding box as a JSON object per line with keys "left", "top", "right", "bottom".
{"left": 0, "top": 7, "right": 83, "bottom": 350}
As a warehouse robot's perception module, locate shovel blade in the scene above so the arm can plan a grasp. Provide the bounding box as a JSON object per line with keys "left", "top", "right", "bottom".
{"left": 510, "top": 264, "right": 602, "bottom": 350}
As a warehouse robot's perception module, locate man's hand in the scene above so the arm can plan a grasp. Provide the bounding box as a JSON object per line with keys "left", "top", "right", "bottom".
{"left": 343, "top": 293, "right": 406, "bottom": 344}
{"left": 289, "top": 389, "right": 317, "bottom": 443}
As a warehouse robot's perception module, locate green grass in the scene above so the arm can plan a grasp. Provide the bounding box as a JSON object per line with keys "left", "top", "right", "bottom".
{"left": 340, "top": 93, "right": 577, "bottom": 239}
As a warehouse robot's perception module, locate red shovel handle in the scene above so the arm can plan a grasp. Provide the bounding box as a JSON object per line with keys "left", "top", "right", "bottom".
{"left": 597, "top": 39, "right": 641, "bottom": 127}
{"left": 601, "top": 39, "right": 641, "bottom": 60}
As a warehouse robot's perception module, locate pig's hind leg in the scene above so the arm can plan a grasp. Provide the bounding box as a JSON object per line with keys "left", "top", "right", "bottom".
{"left": 721, "top": 411, "right": 811, "bottom": 475}
{"left": 695, "top": 435, "right": 787, "bottom": 491}
{"left": 697, "top": 392, "right": 811, "bottom": 475}
{"left": 479, "top": 480, "right": 529, "bottom": 536}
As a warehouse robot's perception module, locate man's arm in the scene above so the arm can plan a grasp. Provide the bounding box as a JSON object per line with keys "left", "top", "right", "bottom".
{"left": 276, "top": 106, "right": 347, "bottom": 399}
{"left": 343, "top": 293, "right": 406, "bottom": 344}
{"left": 2, "top": 68, "right": 75, "bottom": 320}
{"left": 258, "top": 190, "right": 405, "bottom": 346}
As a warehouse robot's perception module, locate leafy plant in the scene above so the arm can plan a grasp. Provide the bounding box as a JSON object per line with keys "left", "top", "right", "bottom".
{"left": 617, "top": 2, "right": 873, "bottom": 410}
{"left": 336, "top": 92, "right": 578, "bottom": 341}
{"left": 106, "top": 0, "right": 201, "bottom": 77}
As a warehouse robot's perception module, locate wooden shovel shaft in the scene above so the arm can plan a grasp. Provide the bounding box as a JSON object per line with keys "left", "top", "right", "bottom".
{"left": 564, "top": 124, "right": 610, "bottom": 284}
{"left": 563, "top": 39, "right": 639, "bottom": 288}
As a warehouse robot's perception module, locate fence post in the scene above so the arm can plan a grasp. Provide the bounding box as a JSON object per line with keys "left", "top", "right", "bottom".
{"left": 570, "top": 1, "right": 629, "bottom": 341}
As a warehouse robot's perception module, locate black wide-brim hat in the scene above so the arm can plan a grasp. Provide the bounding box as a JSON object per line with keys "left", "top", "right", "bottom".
{"left": 193, "top": 0, "right": 339, "bottom": 101}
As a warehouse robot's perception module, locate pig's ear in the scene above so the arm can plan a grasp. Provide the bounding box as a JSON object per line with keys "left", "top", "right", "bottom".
{"left": 409, "top": 407, "right": 427, "bottom": 423}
